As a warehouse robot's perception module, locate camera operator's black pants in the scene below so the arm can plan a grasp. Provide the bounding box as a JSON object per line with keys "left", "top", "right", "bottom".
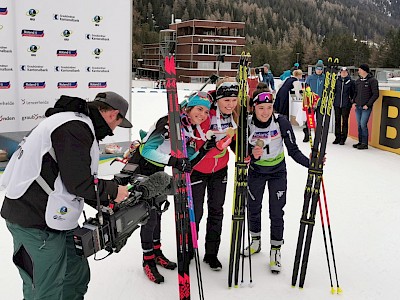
{"left": 191, "top": 167, "right": 228, "bottom": 256}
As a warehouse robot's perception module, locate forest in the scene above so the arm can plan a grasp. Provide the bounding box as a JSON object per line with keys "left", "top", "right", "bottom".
{"left": 132, "top": 0, "right": 400, "bottom": 74}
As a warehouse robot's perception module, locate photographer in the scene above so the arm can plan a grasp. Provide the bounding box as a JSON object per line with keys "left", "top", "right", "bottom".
{"left": 0, "top": 92, "right": 132, "bottom": 300}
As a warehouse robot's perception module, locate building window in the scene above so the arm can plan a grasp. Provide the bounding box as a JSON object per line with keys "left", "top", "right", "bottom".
{"left": 198, "top": 61, "right": 214, "bottom": 70}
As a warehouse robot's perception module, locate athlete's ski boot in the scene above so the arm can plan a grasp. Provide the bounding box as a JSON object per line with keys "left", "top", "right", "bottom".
{"left": 242, "top": 236, "right": 261, "bottom": 257}
{"left": 154, "top": 245, "right": 177, "bottom": 270}
{"left": 143, "top": 252, "right": 164, "bottom": 284}
{"left": 203, "top": 254, "right": 222, "bottom": 271}
{"left": 270, "top": 247, "right": 282, "bottom": 274}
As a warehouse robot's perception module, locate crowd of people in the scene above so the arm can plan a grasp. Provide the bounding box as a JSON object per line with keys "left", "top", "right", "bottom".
{"left": 0, "top": 58, "right": 379, "bottom": 298}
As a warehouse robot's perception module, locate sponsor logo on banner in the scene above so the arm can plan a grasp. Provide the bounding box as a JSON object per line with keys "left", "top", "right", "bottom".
{"left": 27, "top": 44, "right": 40, "bottom": 56}
{"left": 0, "top": 82, "right": 11, "bottom": 89}
{"left": 0, "top": 116, "right": 16, "bottom": 122}
{"left": 20, "top": 65, "right": 48, "bottom": 72}
{"left": 0, "top": 46, "right": 12, "bottom": 53}
{"left": 0, "top": 64, "right": 13, "bottom": 71}
{"left": 0, "top": 100, "right": 15, "bottom": 106}
{"left": 85, "top": 33, "right": 109, "bottom": 41}
{"left": 57, "top": 49, "right": 77, "bottom": 57}
{"left": 92, "top": 15, "right": 103, "bottom": 26}
{"left": 0, "top": 7, "right": 8, "bottom": 15}
{"left": 54, "top": 66, "right": 80, "bottom": 72}
{"left": 57, "top": 81, "right": 78, "bottom": 89}
{"left": 92, "top": 48, "right": 103, "bottom": 59}
{"left": 23, "top": 82, "right": 46, "bottom": 89}
{"left": 86, "top": 66, "right": 110, "bottom": 73}
{"left": 88, "top": 82, "right": 107, "bottom": 88}
{"left": 21, "top": 99, "right": 49, "bottom": 105}
{"left": 27, "top": 9, "right": 39, "bottom": 20}
{"left": 62, "top": 29, "right": 73, "bottom": 41}
{"left": 21, "top": 29, "right": 45, "bottom": 37}
{"left": 22, "top": 114, "right": 46, "bottom": 121}
{"left": 53, "top": 14, "right": 79, "bottom": 22}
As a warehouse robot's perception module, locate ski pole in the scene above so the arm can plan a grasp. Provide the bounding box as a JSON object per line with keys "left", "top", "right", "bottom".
{"left": 321, "top": 179, "right": 342, "bottom": 294}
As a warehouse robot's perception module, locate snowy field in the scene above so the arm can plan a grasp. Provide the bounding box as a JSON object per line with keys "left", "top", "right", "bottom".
{"left": 1, "top": 90, "right": 400, "bottom": 300}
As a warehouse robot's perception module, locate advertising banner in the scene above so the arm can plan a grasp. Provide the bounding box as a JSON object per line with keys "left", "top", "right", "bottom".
{"left": 0, "top": 1, "right": 132, "bottom": 143}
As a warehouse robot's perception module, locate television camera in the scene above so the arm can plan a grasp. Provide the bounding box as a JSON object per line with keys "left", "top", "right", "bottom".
{"left": 73, "top": 163, "right": 171, "bottom": 258}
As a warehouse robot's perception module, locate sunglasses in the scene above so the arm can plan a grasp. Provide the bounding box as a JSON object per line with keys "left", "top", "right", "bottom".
{"left": 253, "top": 92, "right": 273, "bottom": 105}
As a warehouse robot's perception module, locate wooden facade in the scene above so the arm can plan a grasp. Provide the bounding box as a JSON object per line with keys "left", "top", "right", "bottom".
{"left": 137, "top": 20, "right": 245, "bottom": 83}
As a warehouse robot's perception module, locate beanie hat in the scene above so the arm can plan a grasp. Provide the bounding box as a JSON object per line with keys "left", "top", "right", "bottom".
{"left": 185, "top": 91, "right": 211, "bottom": 109}
{"left": 216, "top": 81, "right": 239, "bottom": 100}
{"left": 359, "top": 64, "right": 370, "bottom": 73}
{"left": 315, "top": 59, "right": 324, "bottom": 70}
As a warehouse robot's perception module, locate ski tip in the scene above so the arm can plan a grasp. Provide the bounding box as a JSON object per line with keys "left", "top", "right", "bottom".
{"left": 337, "top": 287, "right": 343, "bottom": 295}
{"left": 299, "top": 287, "right": 304, "bottom": 290}
{"left": 330, "top": 287, "right": 336, "bottom": 294}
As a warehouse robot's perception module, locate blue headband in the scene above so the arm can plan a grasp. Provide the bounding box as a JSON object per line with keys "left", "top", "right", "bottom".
{"left": 186, "top": 91, "right": 211, "bottom": 109}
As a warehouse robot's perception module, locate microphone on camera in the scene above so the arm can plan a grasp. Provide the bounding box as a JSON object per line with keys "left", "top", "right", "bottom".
{"left": 134, "top": 171, "right": 172, "bottom": 199}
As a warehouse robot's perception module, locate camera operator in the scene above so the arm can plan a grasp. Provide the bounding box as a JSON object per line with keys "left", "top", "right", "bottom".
{"left": 0, "top": 91, "right": 132, "bottom": 300}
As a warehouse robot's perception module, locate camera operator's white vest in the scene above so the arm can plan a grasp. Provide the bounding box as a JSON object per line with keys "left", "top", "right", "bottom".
{"left": 0, "top": 112, "right": 99, "bottom": 230}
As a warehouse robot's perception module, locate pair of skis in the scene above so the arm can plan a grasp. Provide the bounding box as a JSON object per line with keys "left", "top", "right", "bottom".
{"left": 227, "top": 52, "right": 252, "bottom": 288}
{"left": 292, "top": 57, "right": 341, "bottom": 293}
{"left": 164, "top": 55, "right": 204, "bottom": 300}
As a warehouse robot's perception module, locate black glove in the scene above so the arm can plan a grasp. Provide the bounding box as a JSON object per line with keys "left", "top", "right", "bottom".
{"left": 201, "top": 135, "right": 217, "bottom": 152}
{"left": 168, "top": 156, "right": 192, "bottom": 172}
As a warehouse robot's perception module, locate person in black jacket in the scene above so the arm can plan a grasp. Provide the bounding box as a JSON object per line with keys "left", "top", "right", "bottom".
{"left": 333, "top": 67, "right": 355, "bottom": 145}
{"left": 352, "top": 64, "right": 379, "bottom": 149}
{"left": 0, "top": 92, "right": 132, "bottom": 300}
{"left": 273, "top": 69, "right": 303, "bottom": 119}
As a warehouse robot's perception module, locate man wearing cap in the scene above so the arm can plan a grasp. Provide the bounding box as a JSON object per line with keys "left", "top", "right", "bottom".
{"left": 260, "top": 63, "right": 276, "bottom": 92}
{"left": 333, "top": 67, "right": 355, "bottom": 145}
{"left": 353, "top": 64, "right": 379, "bottom": 149}
{"left": 0, "top": 91, "right": 132, "bottom": 299}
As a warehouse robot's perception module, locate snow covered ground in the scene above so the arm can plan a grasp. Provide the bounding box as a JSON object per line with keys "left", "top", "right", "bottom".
{"left": 1, "top": 90, "right": 400, "bottom": 300}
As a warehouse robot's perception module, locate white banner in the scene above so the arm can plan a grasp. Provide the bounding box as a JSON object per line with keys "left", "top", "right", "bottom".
{"left": 0, "top": 1, "right": 132, "bottom": 143}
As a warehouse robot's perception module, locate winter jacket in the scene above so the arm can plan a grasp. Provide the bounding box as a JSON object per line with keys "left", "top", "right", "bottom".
{"left": 261, "top": 71, "right": 276, "bottom": 91}
{"left": 354, "top": 74, "right": 379, "bottom": 108}
{"left": 248, "top": 76, "right": 259, "bottom": 99}
{"left": 280, "top": 70, "right": 292, "bottom": 81}
{"left": 192, "top": 107, "right": 235, "bottom": 174}
{"left": 138, "top": 115, "right": 196, "bottom": 169}
{"left": 306, "top": 73, "right": 325, "bottom": 102}
{"left": 1, "top": 101, "right": 118, "bottom": 230}
{"left": 334, "top": 76, "right": 355, "bottom": 108}
{"left": 274, "top": 76, "right": 298, "bottom": 117}
{"left": 248, "top": 114, "right": 309, "bottom": 175}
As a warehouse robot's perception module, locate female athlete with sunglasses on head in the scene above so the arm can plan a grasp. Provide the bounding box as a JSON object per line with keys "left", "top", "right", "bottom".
{"left": 243, "top": 86, "right": 309, "bottom": 274}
